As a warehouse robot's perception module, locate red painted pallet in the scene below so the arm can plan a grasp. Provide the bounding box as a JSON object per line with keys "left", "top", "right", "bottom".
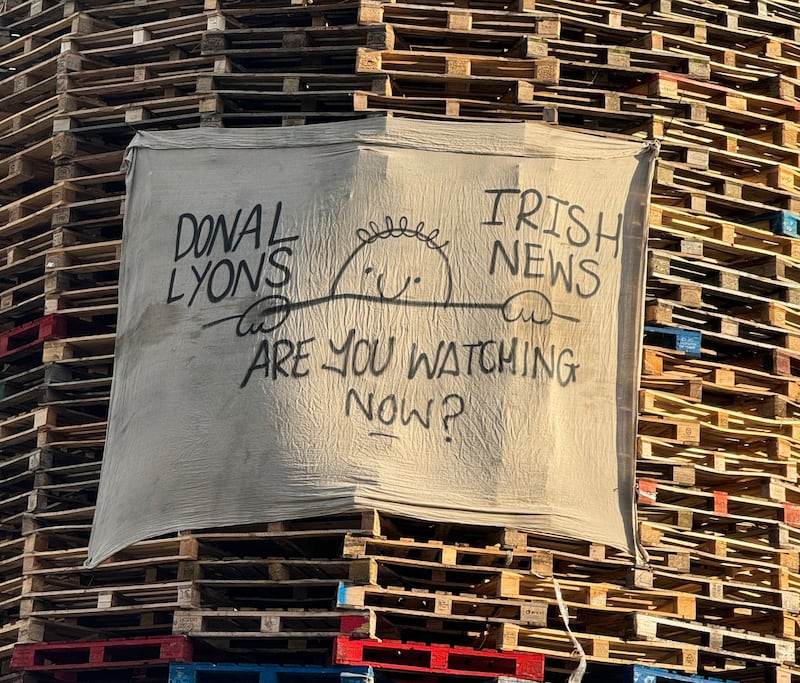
{"left": 0, "top": 313, "right": 68, "bottom": 360}
{"left": 11, "top": 635, "right": 193, "bottom": 672}
{"left": 333, "top": 636, "right": 544, "bottom": 680}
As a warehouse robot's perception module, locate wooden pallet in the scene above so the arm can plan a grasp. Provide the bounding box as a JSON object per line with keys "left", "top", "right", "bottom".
{"left": 173, "top": 608, "right": 373, "bottom": 640}
{"left": 496, "top": 623, "right": 699, "bottom": 672}
{"left": 630, "top": 612, "right": 795, "bottom": 666}
{"left": 169, "top": 663, "right": 377, "bottom": 683}
{"left": 334, "top": 636, "right": 544, "bottom": 679}
{"left": 11, "top": 635, "right": 192, "bottom": 671}
{"left": 338, "top": 582, "right": 550, "bottom": 626}
{"left": 343, "top": 534, "right": 554, "bottom": 574}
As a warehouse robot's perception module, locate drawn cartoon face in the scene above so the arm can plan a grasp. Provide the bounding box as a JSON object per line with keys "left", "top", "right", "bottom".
{"left": 330, "top": 217, "right": 453, "bottom": 304}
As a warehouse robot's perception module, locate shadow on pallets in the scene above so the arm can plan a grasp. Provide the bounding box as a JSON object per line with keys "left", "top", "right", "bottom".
{"left": 9, "top": 645, "right": 800, "bottom": 683}
{"left": 8, "top": 633, "right": 546, "bottom": 682}
{"left": 12, "top": 506, "right": 800, "bottom": 679}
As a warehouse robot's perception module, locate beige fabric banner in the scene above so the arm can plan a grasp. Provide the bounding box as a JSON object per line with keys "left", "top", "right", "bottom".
{"left": 86, "top": 118, "right": 657, "bottom": 567}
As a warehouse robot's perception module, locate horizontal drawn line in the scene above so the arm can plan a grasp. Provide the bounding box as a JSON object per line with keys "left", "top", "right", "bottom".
{"left": 368, "top": 431, "right": 400, "bottom": 440}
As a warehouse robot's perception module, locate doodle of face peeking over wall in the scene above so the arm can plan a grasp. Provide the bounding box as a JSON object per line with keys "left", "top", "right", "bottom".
{"left": 329, "top": 216, "right": 453, "bottom": 306}
{"left": 204, "top": 215, "right": 579, "bottom": 336}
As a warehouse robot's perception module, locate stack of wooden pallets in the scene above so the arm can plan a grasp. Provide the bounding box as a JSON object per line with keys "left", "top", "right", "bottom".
{"left": 2, "top": 0, "right": 800, "bottom": 682}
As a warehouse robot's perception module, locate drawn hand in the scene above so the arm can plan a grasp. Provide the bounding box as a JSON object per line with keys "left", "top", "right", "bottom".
{"left": 501, "top": 290, "right": 555, "bottom": 325}
{"left": 235, "top": 295, "right": 292, "bottom": 336}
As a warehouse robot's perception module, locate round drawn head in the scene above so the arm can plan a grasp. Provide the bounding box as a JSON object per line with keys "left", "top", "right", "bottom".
{"left": 330, "top": 216, "right": 452, "bottom": 304}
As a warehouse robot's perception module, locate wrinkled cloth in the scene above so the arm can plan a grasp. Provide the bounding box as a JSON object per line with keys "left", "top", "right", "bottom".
{"left": 86, "top": 118, "right": 657, "bottom": 567}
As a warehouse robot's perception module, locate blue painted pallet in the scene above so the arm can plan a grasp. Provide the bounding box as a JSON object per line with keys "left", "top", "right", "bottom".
{"left": 169, "top": 662, "right": 536, "bottom": 683}
{"left": 744, "top": 210, "right": 799, "bottom": 238}
{"left": 644, "top": 325, "right": 702, "bottom": 358}
{"left": 585, "top": 664, "right": 732, "bottom": 683}
{"left": 169, "top": 663, "right": 375, "bottom": 683}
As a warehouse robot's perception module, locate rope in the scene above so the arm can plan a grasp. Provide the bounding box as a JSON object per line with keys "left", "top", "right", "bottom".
{"left": 534, "top": 572, "right": 587, "bottom": 683}
{"left": 552, "top": 575, "right": 587, "bottom": 683}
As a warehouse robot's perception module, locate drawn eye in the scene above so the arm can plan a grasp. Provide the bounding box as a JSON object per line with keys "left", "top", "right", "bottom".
{"left": 413, "top": 277, "right": 421, "bottom": 284}
{"left": 364, "top": 267, "right": 373, "bottom": 275}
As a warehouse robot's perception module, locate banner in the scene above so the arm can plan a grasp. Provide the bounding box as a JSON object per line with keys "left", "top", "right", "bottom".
{"left": 86, "top": 118, "right": 657, "bottom": 567}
